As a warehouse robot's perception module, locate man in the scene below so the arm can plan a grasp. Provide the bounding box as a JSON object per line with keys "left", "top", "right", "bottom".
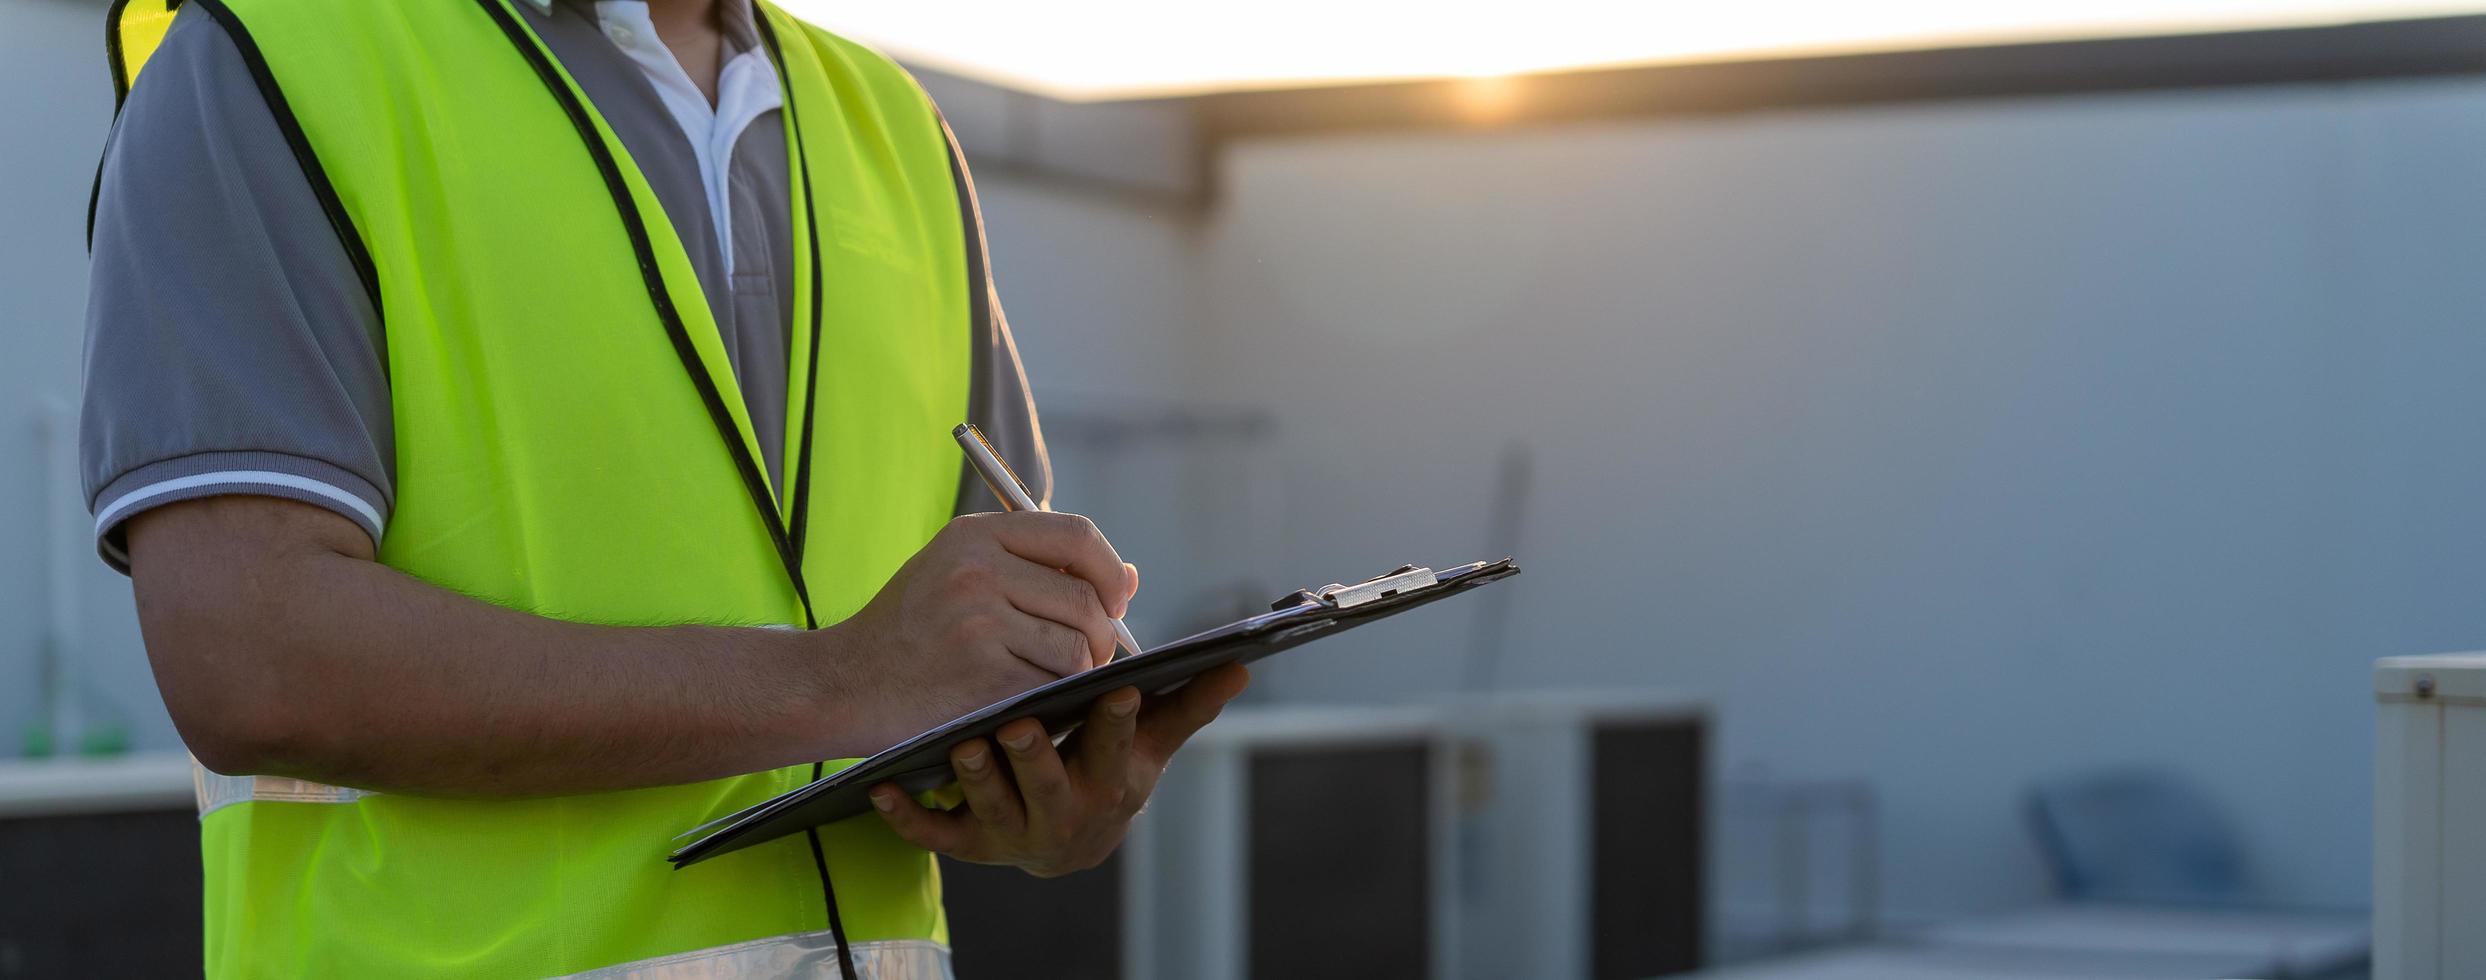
{"left": 82, "top": 0, "right": 1247, "bottom": 976}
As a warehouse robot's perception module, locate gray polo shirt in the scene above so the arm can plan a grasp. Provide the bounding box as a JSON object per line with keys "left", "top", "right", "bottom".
{"left": 83, "top": 0, "right": 1047, "bottom": 572}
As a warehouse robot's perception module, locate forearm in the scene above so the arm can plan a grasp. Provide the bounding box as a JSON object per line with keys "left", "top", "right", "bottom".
{"left": 130, "top": 499, "right": 886, "bottom": 798}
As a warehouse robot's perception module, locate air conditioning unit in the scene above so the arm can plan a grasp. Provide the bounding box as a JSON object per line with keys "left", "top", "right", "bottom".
{"left": 942, "top": 693, "right": 1709, "bottom": 979}
{"left": 1446, "top": 690, "right": 1709, "bottom": 980}
{"left": 2376, "top": 653, "right": 2486, "bottom": 979}
{"left": 1128, "top": 704, "right": 1459, "bottom": 980}
{"left": 943, "top": 704, "right": 1452, "bottom": 980}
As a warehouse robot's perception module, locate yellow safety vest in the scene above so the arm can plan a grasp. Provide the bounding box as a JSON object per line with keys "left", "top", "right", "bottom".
{"left": 106, "top": 0, "right": 971, "bottom": 974}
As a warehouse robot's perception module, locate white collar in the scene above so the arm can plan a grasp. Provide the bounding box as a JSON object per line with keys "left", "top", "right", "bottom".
{"left": 517, "top": 0, "right": 766, "bottom": 55}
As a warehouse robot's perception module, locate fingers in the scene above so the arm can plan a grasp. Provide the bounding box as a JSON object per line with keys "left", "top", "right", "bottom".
{"left": 995, "top": 604, "right": 1096, "bottom": 679}
{"left": 948, "top": 738, "right": 1024, "bottom": 837}
{"left": 1136, "top": 663, "right": 1251, "bottom": 763}
{"left": 872, "top": 782, "right": 974, "bottom": 855}
{"left": 996, "top": 553, "right": 1116, "bottom": 669}
{"left": 996, "top": 717, "right": 1074, "bottom": 830}
{"left": 1123, "top": 562, "right": 1141, "bottom": 602}
{"left": 1074, "top": 688, "right": 1142, "bottom": 811}
{"left": 975, "top": 512, "right": 1133, "bottom": 617}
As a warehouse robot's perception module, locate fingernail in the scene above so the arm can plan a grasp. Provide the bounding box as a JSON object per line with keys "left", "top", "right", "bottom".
{"left": 1002, "top": 730, "right": 1036, "bottom": 752}
{"left": 872, "top": 791, "right": 896, "bottom": 812}
{"left": 1108, "top": 694, "right": 1139, "bottom": 718}
{"left": 958, "top": 748, "right": 989, "bottom": 772}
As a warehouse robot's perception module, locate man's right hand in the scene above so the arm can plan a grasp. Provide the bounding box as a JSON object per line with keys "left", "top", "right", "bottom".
{"left": 826, "top": 511, "right": 1137, "bottom": 750}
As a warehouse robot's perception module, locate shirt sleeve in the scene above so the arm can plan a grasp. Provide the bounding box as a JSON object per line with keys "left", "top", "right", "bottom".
{"left": 945, "top": 125, "right": 1050, "bottom": 515}
{"left": 82, "top": 10, "right": 396, "bottom": 573}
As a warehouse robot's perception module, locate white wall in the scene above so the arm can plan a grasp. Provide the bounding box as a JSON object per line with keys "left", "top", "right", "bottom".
{"left": 0, "top": 0, "right": 168, "bottom": 755}
{"left": 1186, "top": 77, "right": 2486, "bottom": 919}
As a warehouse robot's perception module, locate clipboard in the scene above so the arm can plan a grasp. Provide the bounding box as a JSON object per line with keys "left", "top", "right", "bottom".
{"left": 668, "top": 557, "right": 1520, "bottom": 868}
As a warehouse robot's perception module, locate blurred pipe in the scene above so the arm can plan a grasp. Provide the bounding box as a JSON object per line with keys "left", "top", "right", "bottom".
{"left": 1030, "top": 404, "right": 1274, "bottom": 452}
{"left": 1852, "top": 783, "right": 1880, "bottom": 941}
{"left": 34, "top": 398, "right": 84, "bottom": 756}
{"left": 1459, "top": 441, "right": 1530, "bottom": 693}
{"left": 1776, "top": 791, "right": 1809, "bottom": 950}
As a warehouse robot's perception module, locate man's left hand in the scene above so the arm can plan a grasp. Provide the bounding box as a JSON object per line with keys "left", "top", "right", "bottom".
{"left": 869, "top": 663, "right": 1250, "bottom": 877}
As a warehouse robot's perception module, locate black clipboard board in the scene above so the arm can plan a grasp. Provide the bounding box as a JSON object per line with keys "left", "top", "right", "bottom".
{"left": 668, "top": 558, "right": 1519, "bottom": 868}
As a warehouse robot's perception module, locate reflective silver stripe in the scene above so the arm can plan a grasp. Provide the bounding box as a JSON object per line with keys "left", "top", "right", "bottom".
{"left": 556, "top": 935, "right": 952, "bottom": 980}
{"left": 187, "top": 766, "right": 945, "bottom": 980}
{"left": 193, "top": 763, "right": 370, "bottom": 819}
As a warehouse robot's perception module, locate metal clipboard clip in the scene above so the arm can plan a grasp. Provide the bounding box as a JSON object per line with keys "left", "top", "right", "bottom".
{"left": 1273, "top": 564, "right": 1441, "bottom": 611}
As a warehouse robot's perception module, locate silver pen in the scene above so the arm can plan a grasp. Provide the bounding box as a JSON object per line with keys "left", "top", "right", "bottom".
{"left": 953, "top": 423, "right": 1146, "bottom": 660}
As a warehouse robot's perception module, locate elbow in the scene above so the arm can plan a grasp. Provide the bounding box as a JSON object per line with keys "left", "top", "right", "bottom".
{"left": 124, "top": 497, "right": 368, "bottom": 779}
{"left": 176, "top": 716, "right": 281, "bottom": 778}
{"left": 162, "top": 673, "right": 311, "bottom": 778}
{"left": 142, "top": 610, "right": 325, "bottom": 778}
{"left": 180, "top": 728, "right": 266, "bottom": 779}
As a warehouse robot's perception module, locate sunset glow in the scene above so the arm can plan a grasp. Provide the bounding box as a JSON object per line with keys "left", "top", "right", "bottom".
{"left": 779, "top": 0, "right": 2484, "bottom": 100}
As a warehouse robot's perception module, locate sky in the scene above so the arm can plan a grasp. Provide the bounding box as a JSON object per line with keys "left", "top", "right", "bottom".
{"left": 778, "top": 0, "right": 2486, "bottom": 100}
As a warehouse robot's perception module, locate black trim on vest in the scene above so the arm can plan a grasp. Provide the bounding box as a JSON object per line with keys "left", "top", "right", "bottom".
{"left": 91, "top": 0, "right": 132, "bottom": 250}
{"left": 473, "top": 0, "right": 818, "bottom": 629}
{"left": 95, "top": 0, "right": 146, "bottom": 251}
{"left": 105, "top": 0, "right": 135, "bottom": 108}
{"left": 93, "top": 0, "right": 198, "bottom": 251}
{"left": 750, "top": 21, "right": 855, "bottom": 980}
{"left": 753, "top": 13, "right": 828, "bottom": 564}
{"left": 104, "top": 0, "right": 195, "bottom": 116}
{"left": 96, "top": 0, "right": 386, "bottom": 315}
{"left": 85, "top": 149, "right": 106, "bottom": 252}
{"left": 803, "top": 761, "right": 857, "bottom": 980}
